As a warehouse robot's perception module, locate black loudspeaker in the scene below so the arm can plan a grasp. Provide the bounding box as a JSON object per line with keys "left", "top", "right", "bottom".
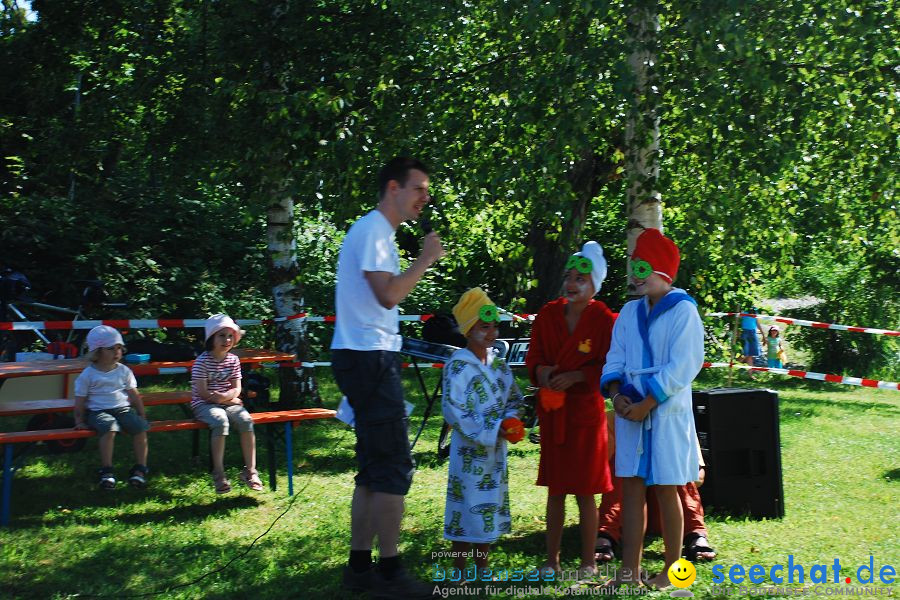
{"left": 693, "top": 388, "right": 785, "bottom": 519}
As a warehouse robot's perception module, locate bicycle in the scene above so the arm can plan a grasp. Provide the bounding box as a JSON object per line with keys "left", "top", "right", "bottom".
{"left": 0, "top": 268, "right": 127, "bottom": 361}
{"left": 0, "top": 269, "right": 129, "bottom": 452}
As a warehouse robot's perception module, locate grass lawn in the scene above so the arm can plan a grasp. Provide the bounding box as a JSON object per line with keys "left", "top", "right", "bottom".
{"left": 0, "top": 369, "right": 897, "bottom": 599}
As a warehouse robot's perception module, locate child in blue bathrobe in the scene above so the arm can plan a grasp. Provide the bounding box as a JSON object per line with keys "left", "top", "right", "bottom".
{"left": 600, "top": 229, "right": 705, "bottom": 590}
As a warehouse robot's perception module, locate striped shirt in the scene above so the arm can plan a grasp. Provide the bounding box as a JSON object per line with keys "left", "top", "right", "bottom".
{"left": 191, "top": 351, "right": 242, "bottom": 409}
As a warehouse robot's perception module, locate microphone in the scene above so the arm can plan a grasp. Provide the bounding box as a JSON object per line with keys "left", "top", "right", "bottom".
{"left": 420, "top": 212, "right": 433, "bottom": 235}
{"left": 421, "top": 197, "right": 440, "bottom": 235}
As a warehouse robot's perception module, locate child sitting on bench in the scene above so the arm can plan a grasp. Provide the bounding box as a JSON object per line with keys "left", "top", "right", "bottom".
{"left": 191, "top": 314, "right": 262, "bottom": 494}
{"left": 74, "top": 325, "right": 150, "bottom": 489}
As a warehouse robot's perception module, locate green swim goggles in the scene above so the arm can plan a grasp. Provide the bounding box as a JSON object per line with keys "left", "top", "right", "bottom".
{"left": 631, "top": 259, "right": 653, "bottom": 279}
{"left": 565, "top": 255, "right": 593, "bottom": 274}
{"left": 478, "top": 304, "right": 501, "bottom": 323}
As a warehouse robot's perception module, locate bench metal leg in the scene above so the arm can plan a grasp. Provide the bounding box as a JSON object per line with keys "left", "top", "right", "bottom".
{"left": 2, "top": 444, "right": 12, "bottom": 527}
{"left": 266, "top": 424, "right": 276, "bottom": 491}
{"left": 285, "top": 422, "right": 293, "bottom": 496}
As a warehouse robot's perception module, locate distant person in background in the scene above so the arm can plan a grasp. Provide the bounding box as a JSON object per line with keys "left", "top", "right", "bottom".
{"left": 73, "top": 325, "right": 149, "bottom": 490}
{"left": 765, "top": 325, "right": 787, "bottom": 368}
{"left": 740, "top": 307, "right": 766, "bottom": 370}
{"left": 526, "top": 241, "right": 616, "bottom": 579}
{"left": 331, "top": 157, "right": 443, "bottom": 599}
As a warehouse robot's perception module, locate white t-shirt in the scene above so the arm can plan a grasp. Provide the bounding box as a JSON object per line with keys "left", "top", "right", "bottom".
{"left": 74, "top": 363, "right": 137, "bottom": 411}
{"left": 331, "top": 210, "right": 402, "bottom": 352}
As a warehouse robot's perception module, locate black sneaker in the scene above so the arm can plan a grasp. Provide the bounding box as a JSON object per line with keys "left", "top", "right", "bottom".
{"left": 128, "top": 464, "right": 149, "bottom": 489}
{"left": 98, "top": 467, "right": 116, "bottom": 490}
{"left": 371, "top": 568, "right": 436, "bottom": 599}
{"left": 342, "top": 565, "right": 376, "bottom": 594}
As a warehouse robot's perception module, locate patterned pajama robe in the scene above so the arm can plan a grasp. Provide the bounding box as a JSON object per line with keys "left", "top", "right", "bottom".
{"left": 442, "top": 348, "right": 524, "bottom": 543}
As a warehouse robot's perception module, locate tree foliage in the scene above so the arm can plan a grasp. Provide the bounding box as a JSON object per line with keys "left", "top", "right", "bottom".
{"left": 1, "top": 0, "right": 895, "bottom": 375}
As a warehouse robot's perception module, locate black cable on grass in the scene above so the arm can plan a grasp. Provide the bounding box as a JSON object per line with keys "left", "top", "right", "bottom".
{"left": 72, "top": 422, "right": 352, "bottom": 599}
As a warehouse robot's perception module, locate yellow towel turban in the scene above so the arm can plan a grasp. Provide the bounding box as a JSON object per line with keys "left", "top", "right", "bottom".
{"left": 452, "top": 287, "right": 496, "bottom": 336}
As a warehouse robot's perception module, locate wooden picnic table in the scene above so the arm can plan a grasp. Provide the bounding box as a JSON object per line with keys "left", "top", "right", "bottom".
{"left": 0, "top": 348, "right": 296, "bottom": 380}
{"left": 0, "top": 391, "right": 191, "bottom": 417}
{"left": 0, "top": 347, "right": 340, "bottom": 526}
{"left": 0, "top": 407, "right": 336, "bottom": 525}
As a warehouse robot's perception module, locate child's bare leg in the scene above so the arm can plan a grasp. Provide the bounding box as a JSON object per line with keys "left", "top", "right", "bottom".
{"left": 451, "top": 541, "right": 471, "bottom": 572}
{"left": 239, "top": 430, "right": 257, "bottom": 471}
{"left": 621, "top": 477, "right": 647, "bottom": 583}
{"left": 98, "top": 432, "right": 115, "bottom": 468}
{"left": 474, "top": 543, "right": 490, "bottom": 571}
{"left": 132, "top": 431, "right": 148, "bottom": 465}
{"left": 646, "top": 485, "right": 683, "bottom": 589}
{"left": 576, "top": 494, "right": 598, "bottom": 571}
{"left": 210, "top": 434, "right": 226, "bottom": 475}
{"left": 543, "top": 493, "right": 565, "bottom": 572}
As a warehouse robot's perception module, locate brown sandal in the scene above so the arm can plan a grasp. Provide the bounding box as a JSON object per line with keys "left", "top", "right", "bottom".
{"left": 239, "top": 468, "right": 263, "bottom": 491}
{"left": 213, "top": 473, "right": 232, "bottom": 494}
{"left": 595, "top": 533, "right": 616, "bottom": 562}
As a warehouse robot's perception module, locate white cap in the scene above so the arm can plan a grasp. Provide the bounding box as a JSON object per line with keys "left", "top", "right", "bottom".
{"left": 204, "top": 313, "right": 244, "bottom": 344}
{"left": 573, "top": 241, "right": 608, "bottom": 295}
{"left": 86, "top": 325, "right": 124, "bottom": 351}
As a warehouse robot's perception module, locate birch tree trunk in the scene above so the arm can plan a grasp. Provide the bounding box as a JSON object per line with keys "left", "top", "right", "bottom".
{"left": 624, "top": 0, "right": 663, "bottom": 294}
{"left": 266, "top": 184, "right": 320, "bottom": 407}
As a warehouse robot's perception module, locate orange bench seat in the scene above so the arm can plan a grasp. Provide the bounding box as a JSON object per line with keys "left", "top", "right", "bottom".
{"left": 0, "top": 407, "right": 336, "bottom": 525}
{"left": 0, "top": 391, "right": 193, "bottom": 417}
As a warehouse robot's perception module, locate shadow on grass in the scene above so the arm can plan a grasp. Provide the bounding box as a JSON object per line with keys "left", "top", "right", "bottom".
{"left": 4, "top": 539, "right": 346, "bottom": 600}
{"left": 882, "top": 468, "right": 900, "bottom": 483}
{"left": 483, "top": 522, "right": 662, "bottom": 568}
{"left": 10, "top": 474, "right": 263, "bottom": 529}
{"left": 413, "top": 450, "right": 446, "bottom": 470}
{"left": 36, "top": 494, "right": 261, "bottom": 529}
{"left": 294, "top": 448, "right": 358, "bottom": 475}
{"left": 199, "top": 568, "right": 355, "bottom": 600}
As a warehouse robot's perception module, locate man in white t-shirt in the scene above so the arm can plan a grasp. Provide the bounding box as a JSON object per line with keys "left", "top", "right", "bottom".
{"left": 332, "top": 157, "right": 444, "bottom": 599}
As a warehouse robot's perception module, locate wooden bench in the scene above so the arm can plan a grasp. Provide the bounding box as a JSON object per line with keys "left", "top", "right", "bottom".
{"left": 0, "top": 407, "right": 336, "bottom": 526}
{"left": 0, "top": 391, "right": 198, "bottom": 456}
{"left": 0, "top": 390, "right": 263, "bottom": 455}
{"left": 0, "top": 391, "right": 193, "bottom": 417}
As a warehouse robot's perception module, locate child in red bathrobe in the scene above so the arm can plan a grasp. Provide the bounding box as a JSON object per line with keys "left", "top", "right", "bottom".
{"left": 526, "top": 241, "right": 615, "bottom": 578}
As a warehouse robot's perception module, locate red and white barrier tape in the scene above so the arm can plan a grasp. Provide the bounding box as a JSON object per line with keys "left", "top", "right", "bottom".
{"left": 270, "top": 360, "right": 898, "bottom": 392}
{"left": 0, "top": 314, "right": 308, "bottom": 331}
{"left": 0, "top": 313, "right": 536, "bottom": 331}
{"left": 707, "top": 312, "right": 899, "bottom": 337}
{"left": 256, "top": 313, "right": 534, "bottom": 323}
{"left": 270, "top": 360, "right": 899, "bottom": 392}
{"left": 5, "top": 309, "right": 894, "bottom": 337}
{"left": 703, "top": 362, "right": 899, "bottom": 391}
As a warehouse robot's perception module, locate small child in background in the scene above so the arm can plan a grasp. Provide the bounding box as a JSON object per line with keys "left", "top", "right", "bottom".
{"left": 74, "top": 325, "right": 149, "bottom": 489}
{"left": 442, "top": 288, "right": 525, "bottom": 579}
{"left": 191, "top": 314, "right": 262, "bottom": 494}
{"left": 766, "top": 326, "right": 786, "bottom": 368}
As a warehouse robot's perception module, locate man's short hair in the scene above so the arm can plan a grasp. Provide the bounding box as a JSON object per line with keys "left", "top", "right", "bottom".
{"left": 377, "top": 157, "right": 429, "bottom": 199}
